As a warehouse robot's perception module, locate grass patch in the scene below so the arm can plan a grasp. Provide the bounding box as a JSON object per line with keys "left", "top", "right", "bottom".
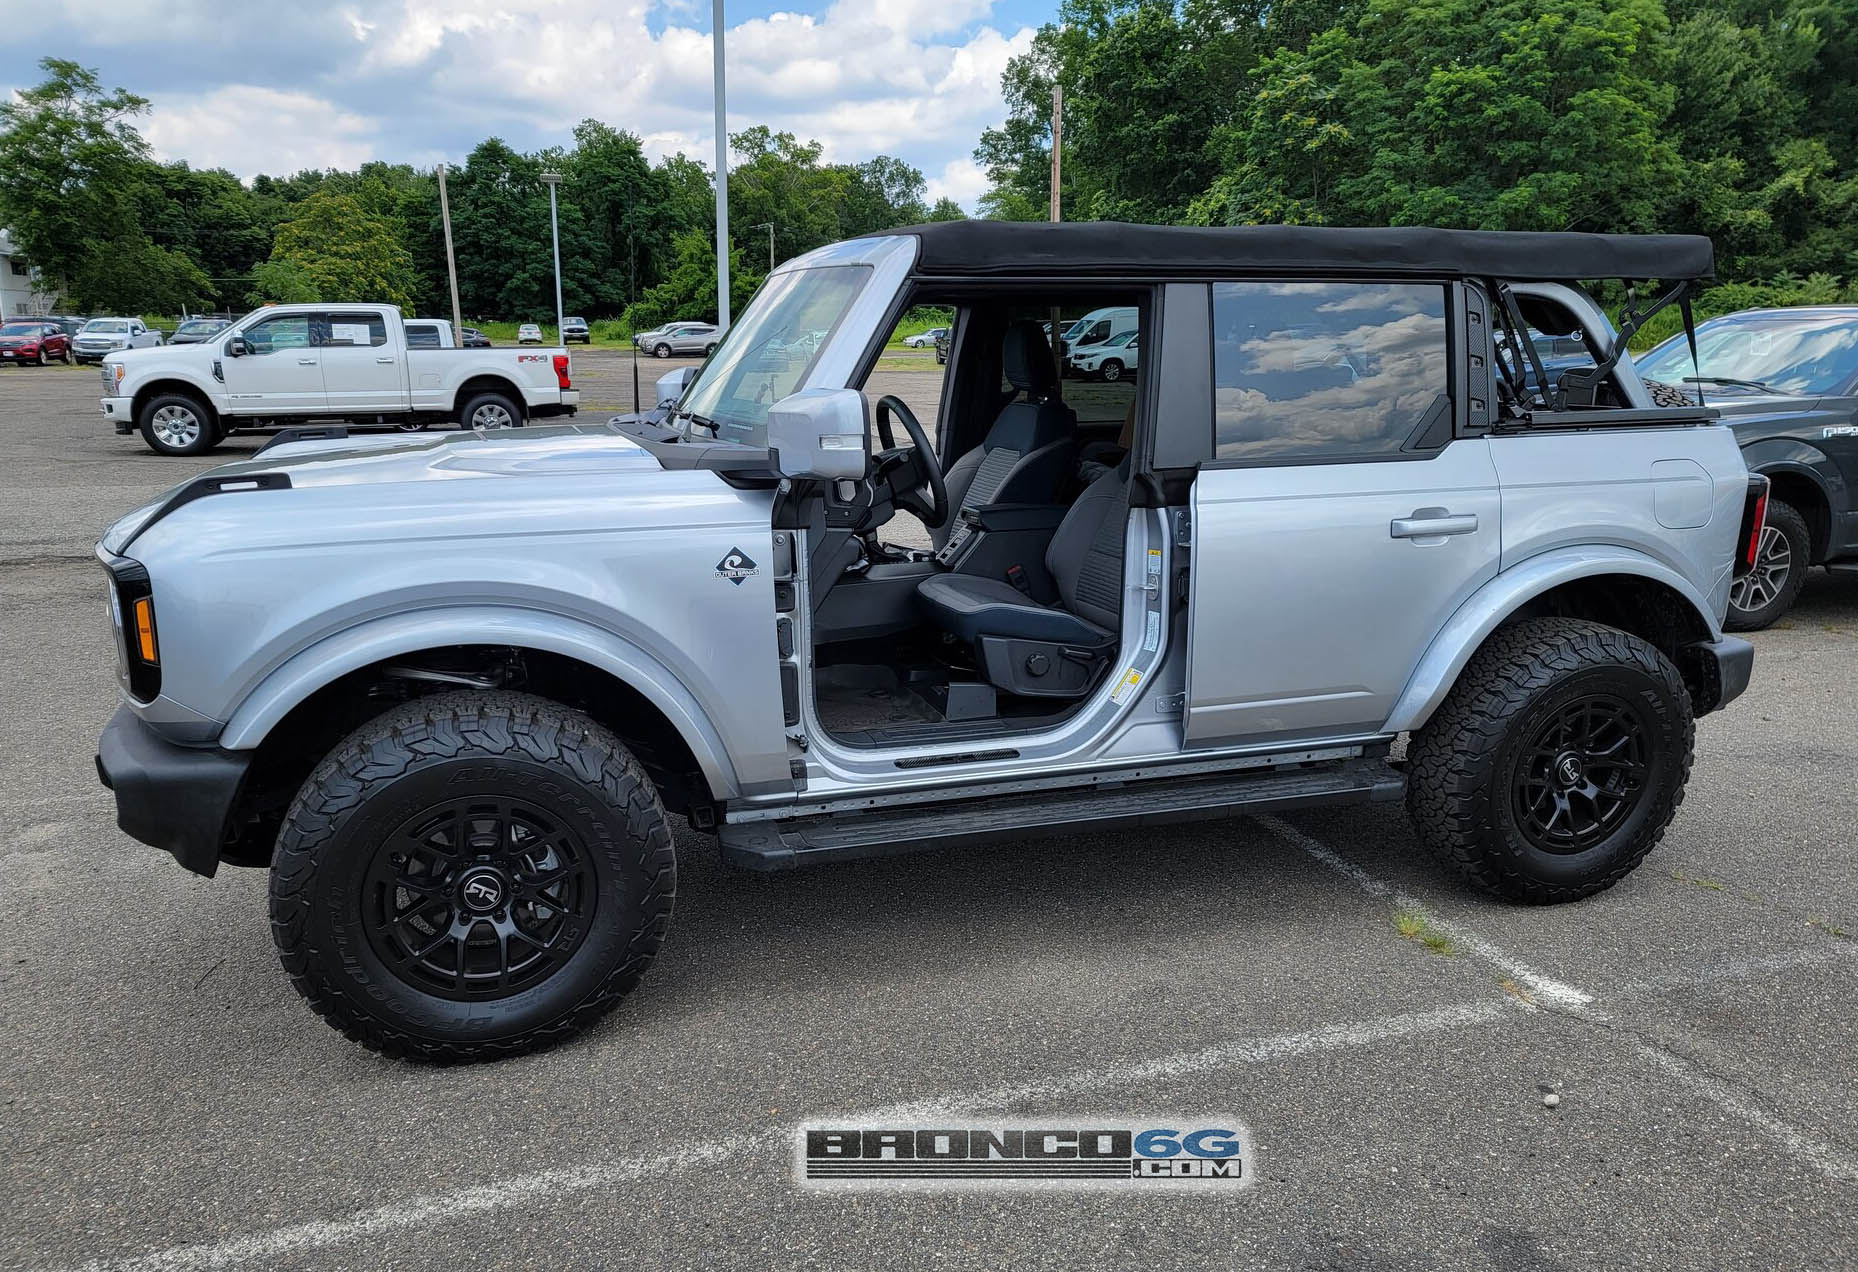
{"left": 1395, "top": 909, "right": 1455, "bottom": 956}
{"left": 1667, "top": 869, "right": 1727, "bottom": 891}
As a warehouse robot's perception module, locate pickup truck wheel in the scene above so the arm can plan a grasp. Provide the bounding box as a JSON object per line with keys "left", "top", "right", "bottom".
{"left": 395, "top": 420, "right": 431, "bottom": 432}
{"left": 1405, "top": 618, "right": 1693, "bottom": 904}
{"left": 269, "top": 690, "right": 676, "bottom": 1062}
{"left": 1724, "top": 499, "right": 1809, "bottom": 631}
{"left": 138, "top": 393, "right": 217, "bottom": 456}
{"left": 461, "top": 391, "right": 522, "bottom": 431}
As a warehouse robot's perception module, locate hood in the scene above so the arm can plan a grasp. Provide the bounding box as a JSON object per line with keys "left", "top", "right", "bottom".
{"left": 1700, "top": 391, "right": 1851, "bottom": 434}
{"left": 99, "top": 423, "right": 676, "bottom": 556}
{"left": 216, "top": 422, "right": 667, "bottom": 490}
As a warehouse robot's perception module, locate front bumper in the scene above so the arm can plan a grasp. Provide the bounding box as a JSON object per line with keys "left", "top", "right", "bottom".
{"left": 101, "top": 395, "right": 133, "bottom": 432}
{"left": 1684, "top": 635, "right": 1755, "bottom": 716}
{"left": 96, "top": 706, "right": 250, "bottom": 878}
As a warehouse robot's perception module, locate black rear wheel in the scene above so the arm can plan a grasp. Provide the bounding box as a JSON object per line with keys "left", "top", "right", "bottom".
{"left": 1406, "top": 618, "right": 1693, "bottom": 903}
{"left": 270, "top": 691, "right": 676, "bottom": 1062}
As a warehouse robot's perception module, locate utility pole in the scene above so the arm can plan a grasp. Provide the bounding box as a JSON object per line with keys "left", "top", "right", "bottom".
{"left": 1049, "top": 84, "right": 1064, "bottom": 377}
{"left": 1049, "top": 84, "right": 1063, "bottom": 223}
{"left": 541, "top": 171, "right": 565, "bottom": 344}
{"left": 712, "top": 0, "right": 731, "bottom": 332}
{"left": 436, "top": 163, "right": 465, "bottom": 343}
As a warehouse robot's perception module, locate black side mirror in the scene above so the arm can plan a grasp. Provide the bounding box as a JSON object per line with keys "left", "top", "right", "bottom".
{"left": 226, "top": 336, "right": 250, "bottom": 358}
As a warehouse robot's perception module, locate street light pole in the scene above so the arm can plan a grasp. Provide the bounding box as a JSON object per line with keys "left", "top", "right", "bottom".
{"left": 712, "top": 0, "right": 731, "bottom": 332}
{"left": 749, "top": 222, "right": 774, "bottom": 272}
{"left": 540, "top": 171, "right": 565, "bottom": 346}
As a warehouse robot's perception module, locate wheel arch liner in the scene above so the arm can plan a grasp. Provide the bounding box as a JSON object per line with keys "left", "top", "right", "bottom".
{"left": 217, "top": 606, "right": 743, "bottom": 799}
{"left": 1384, "top": 546, "right": 1723, "bottom": 733}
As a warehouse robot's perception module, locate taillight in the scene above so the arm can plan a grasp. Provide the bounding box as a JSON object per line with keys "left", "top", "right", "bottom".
{"left": 1734, "top": 475, "right": 1769, "bottom": 579}
{"left": 553, "top": 354, "right": 571, "bottom": 390}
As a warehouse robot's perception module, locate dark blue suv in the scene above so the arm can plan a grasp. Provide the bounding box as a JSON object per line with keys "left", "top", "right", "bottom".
{"left": 1638, "top": 307, "right": 1858, "bottom": 629}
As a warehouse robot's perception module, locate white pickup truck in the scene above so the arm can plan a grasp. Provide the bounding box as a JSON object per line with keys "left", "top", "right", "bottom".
{"left": 101, "top": 303, "right": 578, "bottom": 455}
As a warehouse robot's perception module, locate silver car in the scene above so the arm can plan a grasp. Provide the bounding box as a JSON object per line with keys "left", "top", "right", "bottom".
{"left": 95, "top": 222, "right": 1758, "bottom": 1061}
{"left": 635, "top": 320, "right": 719, "bottom": 357}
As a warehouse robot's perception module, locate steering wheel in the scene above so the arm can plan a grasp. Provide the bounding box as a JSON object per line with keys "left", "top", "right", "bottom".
{"left": 872, "top": 394, "right": 950, "bottom": 531}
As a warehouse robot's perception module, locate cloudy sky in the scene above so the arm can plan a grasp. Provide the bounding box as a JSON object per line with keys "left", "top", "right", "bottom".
{"left": 5, "top": 0, "right": 1049, "bottom": 208}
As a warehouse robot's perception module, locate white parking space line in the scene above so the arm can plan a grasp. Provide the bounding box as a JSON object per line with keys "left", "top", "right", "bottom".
{"left": 1254, "top": 814, "right": 1858, "bottom": 1186}
{"left": 1632, "top": 1043, "right": 1858, "bottom": 1184}
{"left": 1254, "top": 814, "right": 1593, "bottom": 1007}
{"left": 61, "top": 1000, "right": 1517, "bottom": 1272}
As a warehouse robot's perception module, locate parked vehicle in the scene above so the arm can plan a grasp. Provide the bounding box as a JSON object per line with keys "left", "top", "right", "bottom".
{"left": 74, "top": 317, "right": 162, "bottom": 363}
{"left": 1636, "top": 306, "right": 1858, "bottom": 630}
{"left": 1068, "top": 329, "right": 1138, "bottom": 380}
{"left": 903, "top": 326, "right": 949, "bottom": 348}
{"left": 561, "top": 316, "right": 591, "bottom": 344}
{"left": 99, "top": 303, "right": 578, "bottom": 456}
{"left": 403, "top": 318, "right": 458, "bottom": 348}
{"left": 934, "top": 328, "right": 951, "bottom": 364}
{"left": 462, "top": 326, "right": 492, "bottom": 349}
{"left": 94, "top": 222, "right": 1759, "bottom": 1061}
{"left": 635, "top": 321, "right": 720, "bottom": 357}
{"left": 1062, "top": 305, "right": 1138, "bottom": 358}
{"left": 0, "top": 320, "right": 72, "bottom": 365}
{"left": 517, "top": 324, "right": 543, "bottom": 344}
{"left": 168, "top": 318, "right": 231, "bottom": 346}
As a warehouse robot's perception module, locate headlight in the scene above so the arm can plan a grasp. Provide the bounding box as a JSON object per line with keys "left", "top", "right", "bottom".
{"left": 111, "top": 362, "right": 125, "bottom": 389}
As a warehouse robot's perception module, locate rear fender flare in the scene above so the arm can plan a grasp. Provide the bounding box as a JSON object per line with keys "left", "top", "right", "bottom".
{"left": 1384, "top": 547, "right": 1722, "bottom": 733}
{"left": 217, "top": 605, "right": 741, "bottom": 798}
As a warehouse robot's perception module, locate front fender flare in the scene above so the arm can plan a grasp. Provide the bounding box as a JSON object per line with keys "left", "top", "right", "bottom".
{"left": 217, "top": 605, "right": 742, "bottom": 799}
{"left": 1383, "top": 547, "right": 1723, "bottom": 734}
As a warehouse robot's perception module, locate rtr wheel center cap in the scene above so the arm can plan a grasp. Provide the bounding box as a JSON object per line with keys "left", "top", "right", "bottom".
{"left": 1553, "top": 752, "right": 1586, "bottom": 789}
{"left": 458, "top": 868, "right": 506, "bottom": 914}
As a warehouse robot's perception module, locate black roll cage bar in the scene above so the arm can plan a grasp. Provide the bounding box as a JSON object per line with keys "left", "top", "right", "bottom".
{"left": 1489, "top": 277, "right": 1703, "bottom": 415}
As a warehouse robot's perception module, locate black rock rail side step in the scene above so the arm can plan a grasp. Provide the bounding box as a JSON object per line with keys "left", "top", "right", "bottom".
{"left": 719, "top": 757, "right": 1404, "bottom": 871}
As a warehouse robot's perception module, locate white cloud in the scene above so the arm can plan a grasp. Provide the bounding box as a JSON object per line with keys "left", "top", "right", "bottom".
{"left": 142, "top": 86, "right": 390, "bottom": 176}
{"left": 10, "top": 1, "right": 1033, "bottom": 210}
{"left": 927, "top": 157, "right": 990, "bottom": 207}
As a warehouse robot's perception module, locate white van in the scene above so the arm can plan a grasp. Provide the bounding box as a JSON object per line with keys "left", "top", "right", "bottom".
{"left": 1062, "top": 306, "right": 1138, "bottom": 373}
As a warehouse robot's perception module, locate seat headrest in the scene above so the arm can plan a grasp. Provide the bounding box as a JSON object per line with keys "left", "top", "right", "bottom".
{"left": 1002, "top": 320, "right": 1057, "bottom": 397}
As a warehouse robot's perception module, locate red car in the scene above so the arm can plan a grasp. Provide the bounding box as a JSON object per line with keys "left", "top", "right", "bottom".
{"left": 0, "top": 320, "right": 73, "bottom": 366}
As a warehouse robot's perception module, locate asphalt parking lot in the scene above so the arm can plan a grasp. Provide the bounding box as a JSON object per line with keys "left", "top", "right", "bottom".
{"left": 2, "top": 352, "right": 1856, "bottom": 1270}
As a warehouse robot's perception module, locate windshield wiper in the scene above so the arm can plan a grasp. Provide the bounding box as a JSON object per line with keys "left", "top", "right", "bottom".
{"left": 679, "top": 411, "right": 720, "bottom": 438}
{"left": 1685, "top": 375, "right": 1779, "bottom": 393}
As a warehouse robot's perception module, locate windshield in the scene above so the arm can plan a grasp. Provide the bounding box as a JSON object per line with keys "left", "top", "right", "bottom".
{"left": 676, "top": 264, "right": 871, "bottom": 446}
{"left": 1, "top": 323, "right": 42, "bottom": 336}
{"left": 1639, "top": 313, "right": 1858, "bottom": 396}
{"left": 84, "top": 320, "right": 128, "bottom": 334}
{"left": 177, "top": 321, "right": 219, "bottom": 334}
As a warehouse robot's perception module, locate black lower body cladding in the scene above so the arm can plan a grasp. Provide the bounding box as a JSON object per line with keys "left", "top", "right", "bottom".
{"left": 96, "top": 706, "right": 250, "bottom": 877}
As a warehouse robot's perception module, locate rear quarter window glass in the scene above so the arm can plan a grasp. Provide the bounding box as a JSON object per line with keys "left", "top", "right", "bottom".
{"left": 1213, "top": 282, "right": 1449, "bottom": 461}
{"left": 324, "top": 314, "right": 388, "bottom": 347}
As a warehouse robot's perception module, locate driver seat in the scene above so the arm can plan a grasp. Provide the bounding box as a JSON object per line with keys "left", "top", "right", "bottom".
{"left": 915, "top": 462, "right": 1129, "bottom": 699}
{"left": 931, "top": 320, "right": 1076, "bottom": 551}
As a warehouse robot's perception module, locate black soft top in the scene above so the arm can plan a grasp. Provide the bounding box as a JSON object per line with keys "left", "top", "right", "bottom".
{"left": 882, "top": 221, "right": 1713, "bottom": 282}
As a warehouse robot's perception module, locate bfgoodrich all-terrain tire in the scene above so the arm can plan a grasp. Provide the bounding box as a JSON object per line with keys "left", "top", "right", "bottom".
{"left": 269, "top": 691, "right": 675, "bottom": 1062}
{"left": 1724, "top": 498, "right": 1810, "bottom": 632}
{"left": 1406, "top": 618, "right": 1694, "bottom": 904}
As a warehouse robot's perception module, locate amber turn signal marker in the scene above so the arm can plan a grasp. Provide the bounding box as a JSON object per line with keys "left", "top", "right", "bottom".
{"left": 133, "top": 596, "right": 158, "bottom": 665}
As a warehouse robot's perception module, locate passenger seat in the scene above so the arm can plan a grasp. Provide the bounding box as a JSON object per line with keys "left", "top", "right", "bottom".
{"left": 932, "top": 320, "right": 1076, "bottom": 552}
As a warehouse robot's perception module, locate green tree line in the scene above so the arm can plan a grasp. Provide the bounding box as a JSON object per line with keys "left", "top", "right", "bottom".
{"left": 0, "top": 59, "right": 963, "bottom": 326}
{"left": 977, "top": 0, "right": 1858, "bottom": 316}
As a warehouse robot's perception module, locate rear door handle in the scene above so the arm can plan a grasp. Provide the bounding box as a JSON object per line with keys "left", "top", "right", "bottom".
{"left": 298, "top": 358, "right": 318, "bottom": 366}
{"left": 1390, "top": 511, "right": 1479, "bottom": 539}
{"left": 376, "top": 356, "right": 395, "bottom": 364}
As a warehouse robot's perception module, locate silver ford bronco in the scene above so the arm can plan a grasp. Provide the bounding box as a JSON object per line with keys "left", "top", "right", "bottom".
{"left": 95, "top": 222, "right": 1766, "bottom": 1060}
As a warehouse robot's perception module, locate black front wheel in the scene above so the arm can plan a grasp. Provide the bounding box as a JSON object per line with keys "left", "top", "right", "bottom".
{"left": 1406, "top": 618, "right": 1693, "bottom": 903}
{"left": 270, "top": 691, "right": 676, "bottom": 1061}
